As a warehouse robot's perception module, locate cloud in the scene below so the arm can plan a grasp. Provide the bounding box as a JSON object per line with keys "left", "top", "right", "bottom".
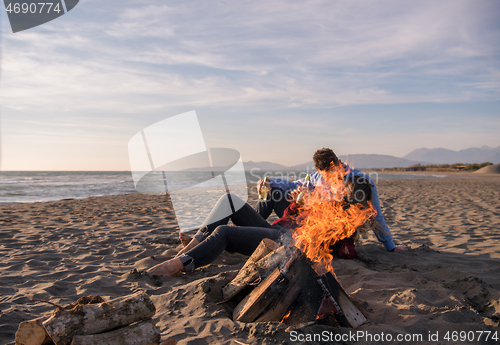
{"left": 1, "top": 0, "right": 499, "bottom": 116}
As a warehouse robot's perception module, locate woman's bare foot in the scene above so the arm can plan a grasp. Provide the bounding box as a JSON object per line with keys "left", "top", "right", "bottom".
{"left": 147, "top": 258, "right": 185, "bottom": 277}
{"left": 175, "top": 238, "right": 200, "bottom": 257}
{"left": 179, "top": 232, "right": 192, "bottom": 247}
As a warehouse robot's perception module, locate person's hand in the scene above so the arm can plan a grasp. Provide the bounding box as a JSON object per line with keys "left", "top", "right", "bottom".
{"left": 392, "top": 244, "right": 408, "bottom": 252}
{"left": 257, "top": 179, "right": 270, "bottom": 194}
{"left": 289, "top": 189, "right": 300, "bottom": 202}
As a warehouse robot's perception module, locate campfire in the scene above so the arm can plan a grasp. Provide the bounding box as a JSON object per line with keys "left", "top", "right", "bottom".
{"left": 224, "top": 165, "right": 376, "bottom": 329}
{"left": 293, "top": 163, "right": 376, "bottom": 275}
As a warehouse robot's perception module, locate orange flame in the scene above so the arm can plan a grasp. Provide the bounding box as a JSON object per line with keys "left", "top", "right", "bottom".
{"left": 280, "top": 306, "right": 293, "bottom": 323}
{"left": 292, "top": 164, "right": 376, "bottom": 275}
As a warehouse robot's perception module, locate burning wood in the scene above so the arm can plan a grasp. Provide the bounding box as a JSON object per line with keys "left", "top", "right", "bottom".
{"left": 222, "top": 238, "right": 286, "bottom": 301}
{"left": 226, "top": 243, "right": 366, "bottom": 328}
{"left": 232, "top": 251, "right": 311, "bottom": 323}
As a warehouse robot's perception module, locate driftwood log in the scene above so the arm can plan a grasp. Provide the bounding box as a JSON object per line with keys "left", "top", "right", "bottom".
{"left": 233, "top": 255, "right": 312, "bottom": 323}
{"left": 222, "top": 242, "right": 287, "bottom": 301}
{"left": 43, "top": 291, "right": 156, "bottom": 345}
{"left": 222, "top": 239, "right": 278, "bottom": 301}
{"left": 15, "top": 316, "right": 51, "bottom": 345}
{"left": 255, "top": 256, "right": 315, "bottom": 322}
{"left": 70, "top": 320, "right": 161, "bottom": 345}
{"left": 232, "top": 267, "right": 285, "bottom": 323}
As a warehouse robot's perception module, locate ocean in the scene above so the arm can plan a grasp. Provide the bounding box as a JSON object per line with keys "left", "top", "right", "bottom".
{"left": 0, "top": 171, "right": 447, "bottom": 204}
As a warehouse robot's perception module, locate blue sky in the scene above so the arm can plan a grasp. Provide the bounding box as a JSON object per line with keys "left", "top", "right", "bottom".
{"left": 1, "top": 0, "right": 499, "bottom": 170}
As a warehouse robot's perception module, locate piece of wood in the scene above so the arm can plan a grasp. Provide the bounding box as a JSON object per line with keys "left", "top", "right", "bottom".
{"left": 320, "top": 273, "right": 366, "bottom": 328}
{"left": 284, "top": 321, "right": 316, "bottom": 332}
{"left": 281, "top": 272, "right": 325, "bottom": 326}
{"left": 232, "top": 253, "right": 366, "bottom": 328}
{"left": 159, "top": 340, "right": 176, "bottom": 345}
{"left": 222, "top": 245, "right": 286, "bottom": 301}
{"left": 233, "top": 254, "right": 315, "bottom": 323}
{"left": 253, "top": 246, "right": 287, "bottom": 276}
{"left": 255, "top": 255, "right": 314, "bottom": 322}
{"left": 15, "top": 316, "right": 51, "bottom": 345}
{"left": 70, "top": 320, "right": 160, "bottom": 345}
{"left": 232, "top": 267, "right": 288, "bottom": 323}
{"left": 250, "top": 238, "right": 280, "bottom": 261}
{"left": 43, "top": 291, "right": 156, "bottom": 345}
{"left": 222, "top": 239, "right": 279, "bottom": 300}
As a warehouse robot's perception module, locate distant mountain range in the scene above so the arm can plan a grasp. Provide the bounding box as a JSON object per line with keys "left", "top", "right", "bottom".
{"left": 244, "top": 154, "right": 423, "bottom": 171}
{"left": 403, "top": 146, "right": 500, "bottom": 165}
{"left": 242, "top": 146, "right": 500, "bottom": 171}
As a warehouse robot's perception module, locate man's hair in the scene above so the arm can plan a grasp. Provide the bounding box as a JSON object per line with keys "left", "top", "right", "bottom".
{"left": 313, "top": 148, "right": 339, "bottom": 171}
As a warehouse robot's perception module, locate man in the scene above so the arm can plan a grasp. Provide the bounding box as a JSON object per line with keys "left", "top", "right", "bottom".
{"left": 257, "top": 148, "right": 407, "bottom": 252}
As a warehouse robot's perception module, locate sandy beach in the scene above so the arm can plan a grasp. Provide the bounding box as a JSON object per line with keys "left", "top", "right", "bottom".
{"left": 1, "top": 175, "right": 499, "bottom": 345}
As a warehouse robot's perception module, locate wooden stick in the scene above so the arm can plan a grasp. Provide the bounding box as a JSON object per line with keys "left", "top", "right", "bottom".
{"left": 43, "top": 291, "right": 156, "bottom": 345}
{"left": 232, "top": 267, "right": 285, "bottom": 322}
{"left": 70, "top": 320, "right": 160, "bottom": 345}
{"left": 233, "top": 341, "right": 249, "bottom": 345}
{"left": 255, "top": 255, "right": 314, "bottom": 322}
{"left": 29, "top": 297, "right": 64, "bottom": 310}
{"left": 159, "top": 340, "right": 176, "bottom": 345}
{"left": 285, "top": 321, "right": 316, "bottom": 332}
{"left": 15, "top": 316, "right": 51, "bottom": 345}
{"left": 320, "top": 273, "right": 366, "bottom": 328}
{"left": 222, "top": 243, "right": 285, "bottom": 301}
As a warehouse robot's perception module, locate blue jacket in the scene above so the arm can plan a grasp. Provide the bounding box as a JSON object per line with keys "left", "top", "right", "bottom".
{"left": 269, "top": 165, "right": 395, "bottom": 251}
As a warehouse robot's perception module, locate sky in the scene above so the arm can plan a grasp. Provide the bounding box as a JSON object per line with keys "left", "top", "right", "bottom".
{"left": 0, "top": 0, "right": 499, "bottom": 170}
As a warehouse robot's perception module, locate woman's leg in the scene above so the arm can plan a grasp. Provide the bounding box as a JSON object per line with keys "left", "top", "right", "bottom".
{"left": 185, "top": 225, "right": 282, "bottom": 269}
{"left": 178, "top": 198, "right": 271, "bottom": 254}
{"left": 150, "top": 225, "right": 283, "bottom": 277}
{"left": 185, "top": 193, "right": 272, "bottom": 245}
{"left": 176, "top": 192, "right": 278, "bottom": 259}
{"left": 177, "top": 193, "right": 234, "bottom": 254}
{"left": 230, "top": 202, "right": 273, "bottom": 228}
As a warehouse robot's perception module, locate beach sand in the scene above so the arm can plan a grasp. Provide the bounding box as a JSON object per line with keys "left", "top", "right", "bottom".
{"left": 1, "top": 176, "right": 499, "bottom": 344}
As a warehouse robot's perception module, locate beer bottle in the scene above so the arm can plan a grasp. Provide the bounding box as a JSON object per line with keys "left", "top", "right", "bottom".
{"left": 259, "top": 176, "right": 270, "bottom": 202}
{"left": 296, "top": 174, "right": 311, "bottom": 203}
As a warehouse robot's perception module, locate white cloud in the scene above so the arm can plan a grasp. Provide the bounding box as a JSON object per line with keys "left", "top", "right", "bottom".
{"left": 2, "top": 0, "right": 499, "bottom": 115}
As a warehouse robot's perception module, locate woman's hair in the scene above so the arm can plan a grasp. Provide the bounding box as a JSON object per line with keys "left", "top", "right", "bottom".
{"left": 345, "top": 176, "right": 382, "bottom": 242}
{"left": 313, "top": 148, "right": 339, "bottom": 171}
{"left": 346, "top": 176, "right": 372, "bottom": 207}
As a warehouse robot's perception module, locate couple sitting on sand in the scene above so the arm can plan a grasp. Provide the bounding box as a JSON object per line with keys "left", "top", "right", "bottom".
{"left": 148, "top": 148, "right": 407, "bottom": 277}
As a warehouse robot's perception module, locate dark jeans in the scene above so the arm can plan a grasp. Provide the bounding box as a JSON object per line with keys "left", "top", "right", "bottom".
{"left": 185, "top": 194, "right": 287, "bottom": 269}
{"left": 255, "top": 187, "right": 292, "bottom": 219}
